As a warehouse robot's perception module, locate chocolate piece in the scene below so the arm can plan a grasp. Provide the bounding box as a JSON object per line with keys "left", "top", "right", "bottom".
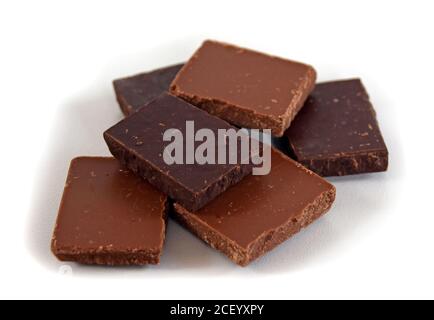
{"left": 173, "top": 148, "right": 336, "bottom": 266}
{"left": 286, "top": 79, "right": 389, "bottom": 177}
{"left": 170, "top": 40, "right": 316, "bottom": 137}
{"left": 104, "top": 93, "right": 254, "bottom": 212}
{"left": 114, "top": 64, "right": 184, "bottom": 116}
{"left": 51, "top": 157, "right": 168, "bottom": 265}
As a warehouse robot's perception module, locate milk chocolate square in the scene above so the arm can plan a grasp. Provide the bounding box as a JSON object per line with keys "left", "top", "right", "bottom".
{"left": 170, "top": 40, "right": 316, "bottom": 137}
{"left": 51, "top": 157, "right": 168, "bottom": 265}
{"left": 173, "top": 148, "right": 336, "bottom": 266}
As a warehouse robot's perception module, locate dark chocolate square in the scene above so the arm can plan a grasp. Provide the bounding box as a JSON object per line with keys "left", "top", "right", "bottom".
{"left": 114, "top": 64, "right": 184, "bottom": 116}
{"left": 104, "top": 93, "right": 254, "bottom": 212}
{"left": 285, "top": 79, "right": 389, "bottom": 176}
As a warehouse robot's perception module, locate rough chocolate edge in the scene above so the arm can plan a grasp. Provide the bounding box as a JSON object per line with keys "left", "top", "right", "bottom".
{"left": 103, "top": 132, "right": 253, "bottom": 212}
{"left": 169, "top": 91, "right": 284, "bottom": 136}
{"left": 170, "top": 57, "right": 316, "bottom": 137}
{"left": 51, "top": 159, "right": 169, "bottom": 266}
{"left": 246, "top": 187, "right": 335, "bottom": 264}
{"left": 52, "top": 248, "right": 161, "bottom": 266}
{"left": 173, "top": 186, "right": 336, "bottom": 267}
{"left": 291, "top": 149, "right": 389, "bottom": 177}
{"left": 278, "top": 67, "right": 317, "bottom": 135}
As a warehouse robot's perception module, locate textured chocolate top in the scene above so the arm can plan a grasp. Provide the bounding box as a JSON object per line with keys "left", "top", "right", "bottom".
{"left": 178, "top": 149, "right": 334, "bottom": 249}
{"left": 104, "top": 93, "right": 251, "bottom": 194}
{"left": 171, "top": 40, "right": 316, "bottom": 123}
{"left": 286, "top": 79, "right": 388, "bottom": 160}
{"left": 114, "top": 64, "right": 183, "bottom": 116}
{"left": 52, "top": 157, "right": 167, "bottom": 252}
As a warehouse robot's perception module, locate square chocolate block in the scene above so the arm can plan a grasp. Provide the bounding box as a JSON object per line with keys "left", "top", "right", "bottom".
{"left": 104, "top": 93, "right": 254, "bottom": 212}
{"left": 114, "top": 64, "right": 184, "bottom": 116}
{"left": 51, "top": 157, "right": 168, "bottom": 265}
{"left": 170, "top": 40, "right": 316, "bottom": 137}
{"left": 285, "top": 79, "right": 389, "bottom": 177}
{"left": 173, "top": 148, "right": 336, "bottom": 266}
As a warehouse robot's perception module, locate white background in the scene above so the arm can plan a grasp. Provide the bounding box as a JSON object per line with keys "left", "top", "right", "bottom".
{"left": 0, "top": 0, "right": 433, "bottom": 300}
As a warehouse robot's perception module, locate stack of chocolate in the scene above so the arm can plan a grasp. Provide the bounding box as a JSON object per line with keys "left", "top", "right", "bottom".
{"left": 51, "top": 40, "right": 388, "bottom": 267}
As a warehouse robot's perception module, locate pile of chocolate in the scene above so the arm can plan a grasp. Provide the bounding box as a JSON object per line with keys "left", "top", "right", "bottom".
{"left": 51, "top": 40, "right": 388, "bottom": 267}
